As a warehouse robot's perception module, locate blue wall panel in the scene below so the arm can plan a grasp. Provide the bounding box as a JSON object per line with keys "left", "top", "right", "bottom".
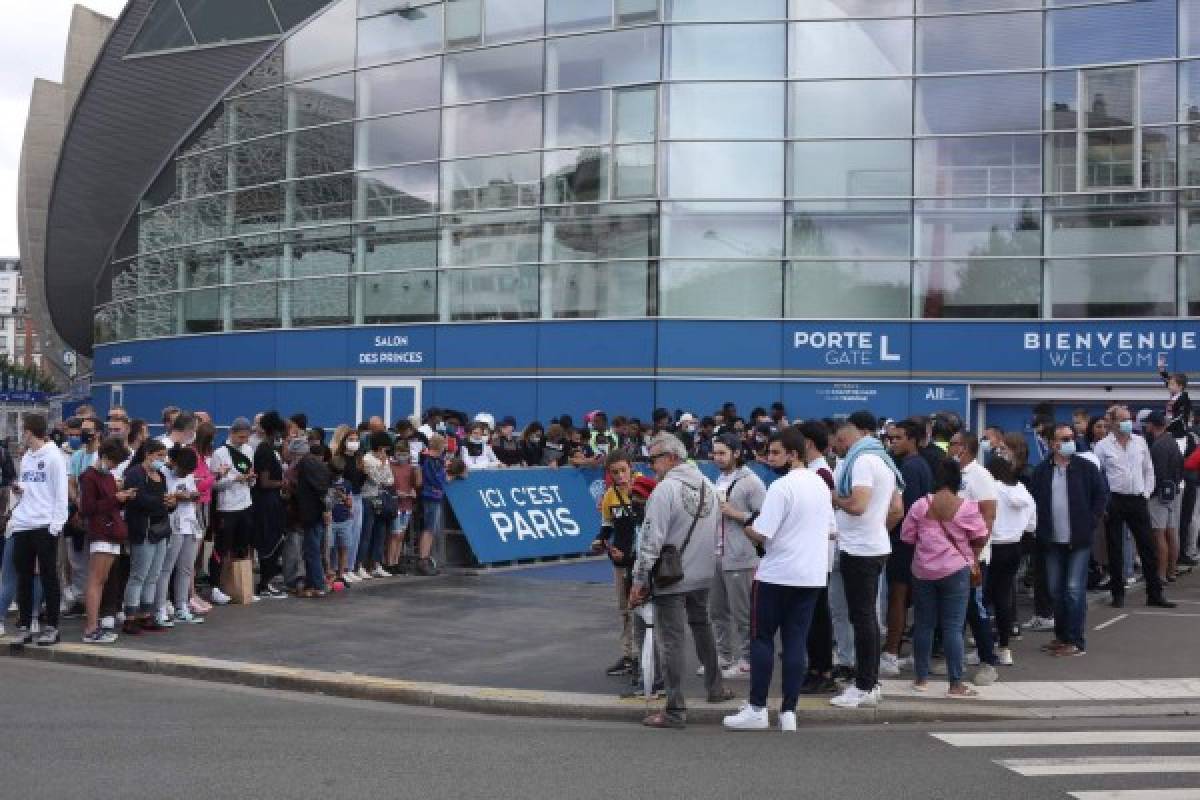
{"left": 217, "top": 332, "right": 276, "bottom": 376}
{"left": 275, "top": 328, "right": 350, "bottom": 375}
{"left": 211, "top": 381, "right": 276, "bottom": 426}
{"left": 428, "top": 379, "right": 539, "bottom": 424}
{"left": 436, "top": 323, "right": 537, "bottom": 375}
{"left": 123, "top": 381, "right": 216, "bottom": 432}
{"left": 782, "top": 381, "right": 909, "bottom": 423}
{"left": 536, "top": 320, "right": 656, "bottom": 374}
{"left": 655, "top": 380, "right": 780, "bottom": 419}
{"left": 657, "top": 321, "right": 782, "bottom": 378}
{"left": 535, "top": 379, "right": 654, "bottom": 424}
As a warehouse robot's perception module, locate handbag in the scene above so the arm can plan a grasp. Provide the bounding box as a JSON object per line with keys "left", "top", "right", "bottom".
{"left": 147, "top": 516, "right": 172, "bottom": 543}
{"left": 652, "top": 483, "right": 706, "bottom": 590}
{"left": 935, "top": 515, "right": 981, "bottom": 588}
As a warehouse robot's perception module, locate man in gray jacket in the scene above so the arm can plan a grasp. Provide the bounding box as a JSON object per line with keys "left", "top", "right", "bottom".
{"left": 630, "top": 432, "right": 735, "bottom": 728}
{"left": 710, "top": 434, "right": 765, "bottom": 679}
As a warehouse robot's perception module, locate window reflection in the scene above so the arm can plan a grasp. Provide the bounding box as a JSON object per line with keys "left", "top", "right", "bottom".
{"left": 659, "top": 261, "right": 783, "bottom": 318}
{"left": 356, "top": 111, "right": 441, "bottom": 169}
{"left": 441, "top": 154, "right": 542, "bottom": 212}
{"left": 916, "top": 259, "right": 1041, "bottom": 319}
{"left": 357, "top": 57, "right": 442, "bottom": 116}
{"left": 362, "top": 272, "right": 439, "bottom": 323}
{"left": 444, "top": 41, "right": 543, "bottom": 103}
{"left": 785, "top": 261, "right": 910, "bottom": 319}
{"left": 547, "top": 28, "right": 661, "bottom": 90}
{"left": 668, "top": 142, "right": 784, "bottom": 199}
{"left": 669, "top": 24, "right": 785, "bottom": 80}
{"left": 442, "top": 97, "right": 542, "bottom": 158}
{"left": 441, "top": 266, "right": 539, "bottom": 320}
{"left": 357, "top": 3, "right": 444, "bottom": 69}
{"left": 1048, "top": 257, "right": 1176, "bottom": 318}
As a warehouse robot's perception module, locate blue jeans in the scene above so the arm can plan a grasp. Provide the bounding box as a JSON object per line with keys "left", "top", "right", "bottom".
{"left": 303, "top": 522, "right": 327, "bottom": 592}
{"left": 0, "top": 536, "right": 42, "bottom": 622}
{"left": 357, "top": 500, "right": 388, "bottom": 569}
{"left": 913, "top": 567, "right": 971, "bottom": 685}
{"left": 125, "top": 539, "right": 167, "bottom": 616}
{"left": 1044, "top": 544, "right": 1090, "bottom": 651}
{"left": 749, "top": 582, "right": 821, "bottom": 713}
{"left": 827, "top": 558, "right": 855, "bottom": 667}
{"left": 966, "top": 563, "right": 997, "bottom": 665}
{"left": 345, "top": 495, "right": 363, "bottom": 570}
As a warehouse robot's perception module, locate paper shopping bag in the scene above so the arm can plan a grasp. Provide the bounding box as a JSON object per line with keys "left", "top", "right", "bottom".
{"left": 221, "top": 558, "right": 256, "bottom": 605}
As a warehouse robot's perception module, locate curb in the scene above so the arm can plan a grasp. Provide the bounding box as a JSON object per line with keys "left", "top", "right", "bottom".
{"left": 7, "top": 643, "right": 1197, "bottom": 726}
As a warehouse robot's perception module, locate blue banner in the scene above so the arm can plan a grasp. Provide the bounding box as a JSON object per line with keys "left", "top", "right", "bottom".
{"left": 444, "top": 468, "right": 602, "bottom": 564}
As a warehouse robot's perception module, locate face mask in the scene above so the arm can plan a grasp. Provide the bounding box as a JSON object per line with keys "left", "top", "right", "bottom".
{"left": 151, "top": 458, "right": 167, "bottom": 471}
{"left": 185, "top": 432, "right": 197, "bottom": 446}
{"left": 81, "top": 431, "right": 95, "bottom": 445}
{"left": 345, "top": 440, "right": 360, "bottom": 454}
{"left": 435, "top": 422, "right": 446, "bottom": 434}
{"left": 1118, "top": 420, "right": 1134, "bottom": 435}
{"left": 469, "top": 436, "right": 484, "bottom": 445}
{"left": 1059, "top": 441, "right": 1077, "bottom": 457}
{"left": 68, "top": 436, "right": 82, "bottom": 450}
{"left": 529, "top": 435, "right": 542, "bottom": 444}
{"left": 96, "top": 462, "right": 110, "bottom": 475}
{"left": 980, "top": 440, "right": 992, "bottom": 454}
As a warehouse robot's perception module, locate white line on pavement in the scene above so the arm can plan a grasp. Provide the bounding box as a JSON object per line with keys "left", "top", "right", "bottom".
{"left": 932, "top": 731, "right": 1200, "bottom": 747}
{"left": 997, "top": 756, "right": 1200, "bottom": 776}
{"left": 1070, "top": 791, "right": 1200, "bottom": 800}
{"left": 1093, "top": 613, "right": 1128, "bottom": 630}
{"left": 1132, "top": 611, "right": 1200, "bottom": 618}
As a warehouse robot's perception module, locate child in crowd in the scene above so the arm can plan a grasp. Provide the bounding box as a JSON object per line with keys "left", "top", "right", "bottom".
{"left": 157, "top": 446, "right": 204, "bottom": 627}
{"left": 386, "top": 445, "right": 421, "bottom": 574}
{"left": 416, "top": 434, "right": 448, "bottom": 576}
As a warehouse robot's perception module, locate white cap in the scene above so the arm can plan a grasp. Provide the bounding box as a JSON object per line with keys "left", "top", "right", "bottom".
{"left": 678, "top": 412, "right": 697, "bottom": 424}
{"left": 474, "top": 412, "right": 496, "bottom": 430}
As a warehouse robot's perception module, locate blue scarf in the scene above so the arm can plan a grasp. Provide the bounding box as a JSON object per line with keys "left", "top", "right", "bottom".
{"left": 837, "top": 436, "right": 905, "bottom": 498}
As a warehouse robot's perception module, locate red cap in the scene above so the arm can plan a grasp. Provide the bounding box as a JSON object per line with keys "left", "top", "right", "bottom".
{"left": 630, "top": 475, "right": 657, "bottom": 499}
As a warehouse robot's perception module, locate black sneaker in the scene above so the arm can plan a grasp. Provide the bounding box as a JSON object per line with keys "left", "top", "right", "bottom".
{"left": 415, "top": 558, "right": 440, "bottom": 577}
{"left": 605, "top": 656, "right": 635, "bottom": 677}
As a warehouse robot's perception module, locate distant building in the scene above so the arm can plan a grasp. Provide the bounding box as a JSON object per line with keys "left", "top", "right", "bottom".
{"left": 0, "top": 259, "right": 42, "bottom": 370}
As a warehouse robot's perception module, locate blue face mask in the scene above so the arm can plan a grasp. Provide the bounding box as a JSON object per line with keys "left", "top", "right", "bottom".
{"left": 68, "top": 436, "right": 81, "bottom": 450}
{"left": 151, "top": 458, "right": 167, "bottom": 471}
{"left": 1059, "top": 441, "right": 1077, "bottom": 457}
{"left": 1118, "top": 420, "right": 1134, "bottom": 435}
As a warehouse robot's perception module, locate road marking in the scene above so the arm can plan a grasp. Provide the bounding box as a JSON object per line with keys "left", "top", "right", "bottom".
{"left": 1093, "top": 613, "right": 1128, "bottom": 630}
{"left": 932, "top": 731, "right": 1200, "bottom": 747}
{"left": 1070, "top": 791, "right": 1200, "bottom": 800}
{"left": 996, "top": 756, "right": 1200, "bottom": 776}
{"left": 1132, "top": 611, "right": 1200, "bottom": 618}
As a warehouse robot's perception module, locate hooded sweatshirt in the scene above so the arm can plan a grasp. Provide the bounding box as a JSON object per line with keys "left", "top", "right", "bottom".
{"left": 992, "top": 481, "right": 1037, "bottom": 545}
{"left": 632, "top": 462, "right": 718, "bottom": 595}
{"left": 8, "top": 440, "right": 69, "bottom": 536}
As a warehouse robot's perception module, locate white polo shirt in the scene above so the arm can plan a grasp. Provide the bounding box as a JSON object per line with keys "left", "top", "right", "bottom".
{"left": 752, "top": 467, "right": 834, "bottom": 587}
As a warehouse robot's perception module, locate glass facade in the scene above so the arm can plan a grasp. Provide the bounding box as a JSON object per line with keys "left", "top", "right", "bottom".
{"left": 128, "top": 0, "right": 335, "bottom": 55}
{"left": 99, "top": 0, "right": 1200, "bottom": 343}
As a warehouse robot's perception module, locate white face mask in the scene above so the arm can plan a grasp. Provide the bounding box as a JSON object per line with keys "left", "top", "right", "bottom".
{"left": 345, "top": 440, "right": 360, "bottom": 454}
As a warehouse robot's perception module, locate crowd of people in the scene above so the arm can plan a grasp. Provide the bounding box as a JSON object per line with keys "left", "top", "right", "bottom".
{"left": 0, "top": 370, "right": 1194, "bottom": 732}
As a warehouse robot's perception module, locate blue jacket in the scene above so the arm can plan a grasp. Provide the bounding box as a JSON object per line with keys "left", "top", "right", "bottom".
{"left": 1030, "top": 455, "right": 1108, "bottom": 550}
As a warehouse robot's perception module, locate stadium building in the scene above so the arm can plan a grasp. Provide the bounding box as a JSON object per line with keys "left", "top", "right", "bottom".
{"left": 33, "top": 0, "right": 1200, "bottom": 431}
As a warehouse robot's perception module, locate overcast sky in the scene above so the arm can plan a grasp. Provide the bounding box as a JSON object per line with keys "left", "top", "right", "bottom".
{"left": 0, "top": 0, "right": 129, "bottom": 257}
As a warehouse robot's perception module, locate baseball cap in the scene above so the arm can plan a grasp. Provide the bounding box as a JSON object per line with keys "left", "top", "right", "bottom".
{"left": 230, "top": 417, "right": 252, "bottom": 432}
{"left": 631, "top": 475, "right": 657, "bottom": 499}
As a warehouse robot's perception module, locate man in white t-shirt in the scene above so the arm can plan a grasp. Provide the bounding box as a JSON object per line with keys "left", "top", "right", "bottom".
{"left": 949, "top": 430, "right": 1000, "bottom": 684}
{"left": 724, "top": 427, "right": 833, "bottom": 733}
{"left": 829, "top": 412, "right": 903, "bottom": 710}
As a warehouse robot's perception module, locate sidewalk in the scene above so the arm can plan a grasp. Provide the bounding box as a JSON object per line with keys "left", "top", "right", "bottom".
{"left": 5, "top": 559, "right": 1199, "bottom": 724}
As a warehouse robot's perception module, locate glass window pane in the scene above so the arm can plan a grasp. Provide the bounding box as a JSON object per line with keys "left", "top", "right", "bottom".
{"left": 442, "top": 266, "right": 539, "bottom": 320}
{"left": 358, "top": 57, "right": 442, "bottom": 116}
{"left": 790, "top": 79, "right": 911, "bottom": 138}
{"left": 794, "top": 0, "right": 912, "bottom": 17}
{"left": 356, "top": 111, "right": 441, "bottom": 168}
{"left": 785, "top": 261, "right": 910, "bottom": 319}
{"left": 789, "top": 20, "right": 912, "bottom": 79}
{"left": 439, "top": 210, "right": 540, "bottom": 266}
{"left": 1046, "top": 197, "right": 1176, "bottom": 256}
{"left": 792, "top": 140, "right": 911, "bottom": 198}
{"left": 181, "top": 290, "right": 219, "bottom": 334}
{"left": 668, "top": 142, "right": 784, "bottom": 199}
{"left": 1046, "top": 132, "right": 1077, "bottom": 193}
{"left": 1046, "top": 70, "right": 1078, "bottom": 131}
{"left": 485, "top": 0, "right": 544, "bottom": 42}
{"left": 362, "top": 272, "right": 439, "bottom": 323}
{"left": 358, "top": 164, "right": 440, "bottom": 218}
{"left": 545, "top": 91, "right": 611, "bottom": 148}
{"left": 916, "top": 12, "right": 1041, "bottom": 73}
{"left": 1185, "top": 255, "right": 1200, "bottom": 314}
{"left": 1186, "top": 0, "right": 1200, "bottom": 57}
{"left": 362, "top": 218, "right": 438, "bottom": 270}
{"left": 1143, "top": 126, "right": 1177, "bottom": 189}
{"left": 444, "top": 41, "right": 543, "bottom": 103}
{"left": 230, "top": 237, "right": 281, "bottom": 330}
{"left": 1141, "top": 63, "right": 1176, "bottom": 126}
{"left": 228, "top": 88, "right": 284, "bottom": 142}
{"left": 543, "top": 203, "right": 658, "bottom": 261}
{"left": 617, "top": 0, "right": 659, "bottom": 25}
{"left": 290, "top": 175, "right": 354, "bottom": 226}
{"left": 661, "top": 203, "right": 784, "bottom": 259}
{"left": 446, "top": 0, "right": 482, "bottom": 47}
{"left": 183, "top": 147, "right": 231, "bottom": 196}
{"left": 441, "top": 153, "right": 542, "bottom": 211}
{"left": 669, "top": 0, "right": 784, "bottom": 20}
{"left": 917, "top": 259, "right": 1040, "bottom": 319}
{"left": 669, "top": 24, "right": 785, "bottom": 80}
{"left": 543, "top": 261, "right": 654, "bottom": 318}
{"left": 659, "top": 261, "right": 782, "bottom": 317}
{"left": 1048, "top": 0, "right": 1176, "bottom": 68}
{"left": 290, "top": 123, "right": 353, "bottom": 178}
{"left": 787, "top": 201, "right": 911, "bottom": 259}
{"left": 287, "top": 75, "right": 356, "bottom": 128}
{"left": 443, "top": 97, "right": 542, "bottom": 158}
{"left": 272, "top": 0, "right": 333, "bottom": 29}
{"left": 667, "top": 83, "right": 785, "bottom": 139}
{"left": 914, "top": 135, "right": 1041, "bottom": 196}
{"left": 916, "top": 75, "right": 1042, "bottom": 134}
{"left": 178, "top": 0, "right": 280, "bottom": 43}
{"left": 615, "top": 87, "right": 657, "bottom": 143}
{"left": 1084, "top": 129, "right": 1136, "bottom": 190}
{"left": 234, "top": 187, "right": 281, "bottom": 235}
{"left": 357, "top": 3, "right": 444, "bottom": 69}
{"left": 1048, "top": 256, "right": 1176, "bottom": 317}
{"left": 546, "top": 0, "right": 612, "bottom": 34}
{"left": 233, "top": 50, "right": 283, "bottom": 95}
{"left": 290, "top": 276, "right": 352, "bottom": 327}
{"left": 234, "top": 136, "right": 283, "bottom": 188}
{"left": 547, "top": 28, "right": 661, "bottom": 90}
{"left": 544, "top": 148, "right": 611, "bottom": 204}
{"left": 232, "top": 281, "right": 281, "bottom": 330}
{"left": 1183, "top": 127, "right": 1200, "bottom": 187}
{"left": 287, "top": 227, "right": 354, "bottom": 277}
{"left": 1083, "top": 68, "right": 1135, "bottom": 128}
{"left": 916, "top": 198, "right": 1041, "bottom": 259}
{"left": 285, "top": 0, "right": 355, "bottom": 81}
{"left": 920, "top": 0, "right": 1035, "bottom": 10}
{"left": 614, "top": 144, "right": 656, "bottom": 198}
{"left": 129, "top": 0, "right": 195, "bottom": 53}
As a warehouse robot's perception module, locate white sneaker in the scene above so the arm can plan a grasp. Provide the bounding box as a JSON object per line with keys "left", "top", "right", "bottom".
{"left": 154, "top": 610, "right": 176, "bottom": 628}
{"left": 996, "top": 647, "right": 1014, "bottom": 666}
{"left": 30, "top": 620, "right": 40, "bottom": 634}
{"left": 0, "top": 622, "right": 5, "bottom": 637}
{"left": 966, "top": 650, "right": 981, "bottom": 666}
{"left": 779, "top": 711, "right": 797, "bottom": 732}
{"left": 973, "top": 664, "right": 999, "bottom": 687}
{"left": 165, "top": 602, "right": 175, "bottom": 617}
{"left": 356, "top": 567, "right": 371, "bottom": 580}
{"left": 371, "top": 566, "right": 390, "bottom": 579}
{"left": 342, "top": 571, "right": 360, "bottom": 584}
{"left": 696, "top": 664, "right": 705, "bottom": 676}
{"left": 722, "top": 665, "right": 748, "bottom": 680}
{"left": 831, "top": 685, "right": 880, "bottom": 709}
{"left": 210, "top": 588, "right": 231, "bottom": 605}
{"left": 722, "top": 704, "right": 768, "bottom": 731}
{"left": 879, "top": 652, "right": 901, "bottom": 677}
{"left": 100, "top": 616, "right": 116, "bottom": 631}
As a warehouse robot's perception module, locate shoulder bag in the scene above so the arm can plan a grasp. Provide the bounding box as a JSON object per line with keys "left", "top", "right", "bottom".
{"left": 652, "top": 483, "right": 706, "bottom": 590}
{"left": 935, "top": 510, "right": 981, "bottom": 588}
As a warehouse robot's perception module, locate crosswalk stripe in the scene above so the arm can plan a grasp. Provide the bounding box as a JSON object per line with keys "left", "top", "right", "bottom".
{"left": 997, "top": 756, "right": 1200, "bottom": 777}
{"left": 1069, "top": 791, "right": 1200, "bottom": 799}
{"left": 932, "top": 731, "right": 1200, "bottom": 747}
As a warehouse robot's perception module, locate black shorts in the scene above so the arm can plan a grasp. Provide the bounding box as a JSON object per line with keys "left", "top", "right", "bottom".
{"left": 886, "top": 539, "right": 914, "bottom": 585}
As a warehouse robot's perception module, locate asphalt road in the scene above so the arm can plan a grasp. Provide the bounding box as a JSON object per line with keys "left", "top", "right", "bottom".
{"left": 3, "top": 660, "right": 1198, "bottom": 800}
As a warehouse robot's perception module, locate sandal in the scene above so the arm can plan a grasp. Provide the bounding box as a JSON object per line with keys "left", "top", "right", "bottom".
{"left": 706, "top": 688, "right": 737, "bottom": 703}
{"left": 641, "top": 711, "right": 685, "bottom": 729}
